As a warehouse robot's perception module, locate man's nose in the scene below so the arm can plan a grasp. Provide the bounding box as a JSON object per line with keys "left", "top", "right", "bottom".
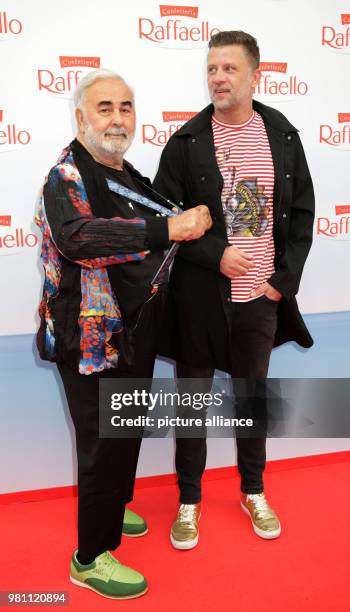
{"left": 111, "top": 109, "right": 123, "bottom": 125}
{"left": 212, "top": 69, "right": 225, "bottom": 84}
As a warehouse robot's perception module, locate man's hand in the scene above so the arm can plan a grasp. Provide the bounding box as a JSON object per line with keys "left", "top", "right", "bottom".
{"left": 251, "top": 282, "right": 283, "bottom": 301}
{"left": 168, "top": 205, "right": 212, "bottom": 241}
{"left": 220, "top": 245, "right": 255, "bottom": 279}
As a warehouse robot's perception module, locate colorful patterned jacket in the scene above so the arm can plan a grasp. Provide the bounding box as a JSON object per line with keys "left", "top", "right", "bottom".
{"left": 36, "top": 143, "right": 169, "bottom": 374}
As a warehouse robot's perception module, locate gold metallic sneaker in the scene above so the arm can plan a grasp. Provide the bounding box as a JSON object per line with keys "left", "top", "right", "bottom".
{"left": 240, "top": 493, "right": 281, "bottom": 539}
{"left": 170, "top": 503, "right": 201, "bottom": 550}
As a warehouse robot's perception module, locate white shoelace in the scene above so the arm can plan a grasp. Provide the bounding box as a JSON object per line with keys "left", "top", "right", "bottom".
{"left": 179, "top": 504, "right": 196, "bottom": 523}
{"left": 247, "top": 494, "right": 271, "bottom": 517}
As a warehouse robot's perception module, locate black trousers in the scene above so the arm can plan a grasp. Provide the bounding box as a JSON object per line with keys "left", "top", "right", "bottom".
{"left": 175, "top": 295, "right": 278, "bottom": 503}
{"left": 57, "top": 291, "right": 164, "bottom": 564}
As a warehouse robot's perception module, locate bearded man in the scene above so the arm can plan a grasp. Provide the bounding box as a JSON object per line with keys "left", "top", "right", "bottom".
{"left": 36, "top": 69, "right": 211, "bottom": 599}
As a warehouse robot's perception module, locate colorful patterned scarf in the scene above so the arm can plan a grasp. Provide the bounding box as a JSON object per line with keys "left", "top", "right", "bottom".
{"left": 36, "top": 145, "right": 146, "bottom": 375}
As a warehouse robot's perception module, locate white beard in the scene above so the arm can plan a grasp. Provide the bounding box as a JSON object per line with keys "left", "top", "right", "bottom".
{"left": 84, "top": 123, "right": 134, "bottom": 160}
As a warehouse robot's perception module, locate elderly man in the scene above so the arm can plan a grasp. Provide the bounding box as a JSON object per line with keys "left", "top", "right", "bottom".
{"left": 154, "top": 31, "right": 314, "bottom": 549}
{"left": 36, "top": 69, "right": 211, "bottom": 599}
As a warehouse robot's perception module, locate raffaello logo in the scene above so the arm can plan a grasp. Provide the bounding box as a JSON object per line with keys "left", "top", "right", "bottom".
{"left": 37, "top": 56, "right": 101, "bottom": 96}
{"left": 0, "top": 215, "right": 38, "bottom": 254}
{"left": 0, "top": 110, "right": 31, "bottom": 150}
{"left": 138, "top": 5, "right": 219, "bottom": 48}
{"left": 317, "top": 205, "right": 350, "bottom": 240}
{"left": 319, "top": 113, "right": 350, "bottom": 149}
{"left": 255, "top": 62, "right": 308, "bottom": 100}
{"left": 0, "top": 11, "right": 23, "bottom": 37}
{"left": 0, "top": 215, "right": 11, "bottom": 227}
{"left": 142, "top": 111, "right": 197, "bottom": 146}
{"left": 322, "top": 14, "right": 350, "bottom": 52}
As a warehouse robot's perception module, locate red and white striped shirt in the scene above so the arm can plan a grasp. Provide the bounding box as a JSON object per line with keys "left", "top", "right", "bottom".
{"left": 212, "top": 111, "right": 275, "bottom": 302}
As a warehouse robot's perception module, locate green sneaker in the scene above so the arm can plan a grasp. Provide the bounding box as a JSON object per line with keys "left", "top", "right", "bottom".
{"left": 122, "top": 507, "right": 148, "bottom": 537}
{"left": 70, "top": 550, "right": 148, "bottom": 599}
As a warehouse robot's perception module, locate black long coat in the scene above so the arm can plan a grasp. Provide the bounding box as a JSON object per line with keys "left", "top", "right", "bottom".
{"left": 153, "top": 100, "right": 315, "bottom": 373}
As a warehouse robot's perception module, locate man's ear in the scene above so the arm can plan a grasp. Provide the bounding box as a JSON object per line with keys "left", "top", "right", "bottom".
{"left": 75, "top": 108, "right": 84, "bottom": 133}
{"left": 253, "top": 69, "right": 261, "bottom": 92}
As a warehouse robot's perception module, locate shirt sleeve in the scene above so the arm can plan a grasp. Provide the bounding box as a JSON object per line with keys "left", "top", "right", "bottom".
{"left": 43, "top": 164, "right": 169, "bottom": 267}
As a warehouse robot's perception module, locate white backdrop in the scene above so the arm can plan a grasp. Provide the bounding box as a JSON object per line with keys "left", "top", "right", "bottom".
{"left": 1, "top": 0, "right": 349, "bottom": 336}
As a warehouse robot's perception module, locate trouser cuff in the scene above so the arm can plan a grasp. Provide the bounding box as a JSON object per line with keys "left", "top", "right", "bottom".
{"left": 240, "top": 485, "right": 264, "bottom": 494}
{"left": 179, "top": 494, "right": 201, "bottom": 504}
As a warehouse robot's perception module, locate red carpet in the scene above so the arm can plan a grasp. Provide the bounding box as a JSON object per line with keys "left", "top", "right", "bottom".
{"left": 1, "top": 459, "right": 349, "bottom": 611}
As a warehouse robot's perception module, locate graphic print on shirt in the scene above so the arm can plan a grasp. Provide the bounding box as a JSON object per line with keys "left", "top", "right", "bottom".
{"left": 216, "top": 155, "right": 270, "bottom": 238}
{"left": 212, "top": 111, "right": 275, "bottom": 302}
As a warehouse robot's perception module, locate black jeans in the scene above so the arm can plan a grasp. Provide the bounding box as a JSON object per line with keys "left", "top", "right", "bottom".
{"left": 175, "top": 295, "right": 278, "bottom": 503}
{"left": 57, "top": 290, "right": 164, "bottom": 564}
